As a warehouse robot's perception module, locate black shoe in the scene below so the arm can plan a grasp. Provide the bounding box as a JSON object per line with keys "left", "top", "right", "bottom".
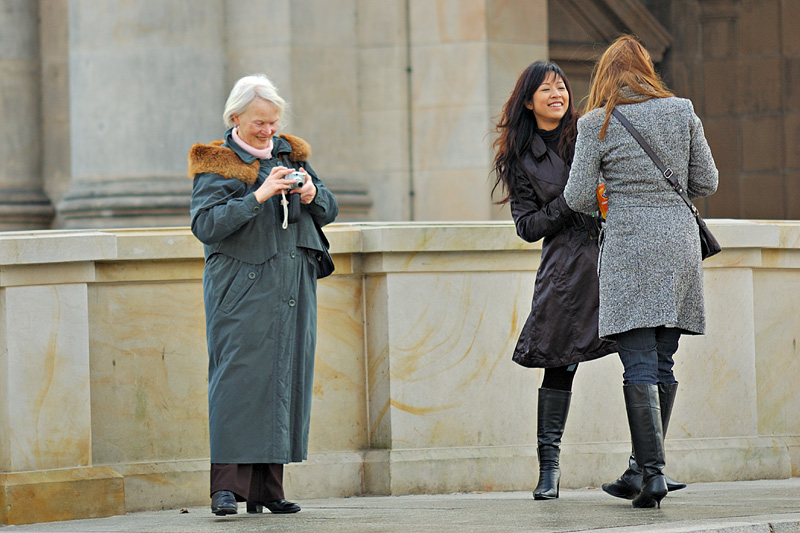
{"left": 532, "top": 388, "right": 571, "bottom": 500}
{"left": 265, "top": 499, "right": 301, "bottom": 514}
{"left": 246, "top": 501, "right": 263, "bottom": 513}
{"left": 534, "top": 445, "right": 561, "bottom": 500}
{"left": 603, "top": 456, "right": 686, "bottom": 499}
{"left": 634, "top": 474, "right": 668, "bottom": 509}
{"left": 211, "top": 490, "right": 238, "bottom": 516}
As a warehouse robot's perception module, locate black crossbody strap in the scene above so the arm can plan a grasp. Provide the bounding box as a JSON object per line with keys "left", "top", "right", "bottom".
{"left": 611, "top": 107, "right": 700, "bottom": 218}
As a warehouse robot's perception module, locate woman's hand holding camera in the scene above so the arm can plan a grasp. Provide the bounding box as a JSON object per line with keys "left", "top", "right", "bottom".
{"left": 253, "top": 167, "right": 317, "bottom": 205}
{"left": 254, "top": 166, "right": 297, "bottom": 204}
{"left": 292, "top": 169, "right": 317, "bottom": 204}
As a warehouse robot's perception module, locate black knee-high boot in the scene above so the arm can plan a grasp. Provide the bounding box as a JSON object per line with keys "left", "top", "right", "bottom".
{"left": 602, "top": 383, "right": 686, "bottom": 499}
{"left": 533, "top": 388, "right": 571, "bottom": 500}
{"left": 624, "top": 384, "right": 668, "bottom": 508}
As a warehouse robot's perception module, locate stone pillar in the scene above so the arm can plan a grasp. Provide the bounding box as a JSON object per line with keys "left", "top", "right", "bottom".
{"left": 407, "top": 0, "right": 549, "bottom": 221}
{"left": 0, "top": 1, "right": 54, "bottom": 229}
{"left": 287, "top": 0, "right": 373, "bottom": 220}
{"left": 694, "top": 0, "right": 741, "bottom": 218}
{"left": 53, "top": 0, "right": 227, "bottom": 228}
{"left": 783, "top": 0, "right": 800, "bottom": 218}
{"left": 353, "top": 0, "right": 411, "bottom": 220}
{"left": 486, "top": 0, "right": 549, "bottom": 220}
{"left": 697, "top": 0, "right": 789, "bottom": 219}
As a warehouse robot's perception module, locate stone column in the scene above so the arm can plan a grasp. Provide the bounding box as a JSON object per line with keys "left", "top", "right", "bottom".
{"left": 693, "top": 0, "right": 741, "bottom": 218}
{"left": 408, "top": 0, "right": 549, "bottom": 221}
{"left": 0, "top": 1, "right": 54, "bottom": 229}
{"left": 53, "top": 0, "right": 227, "bottom": 228}
{"left": 697, "top": 0, "right": 788, "bottom": 219}
{"left": 284, "top": 0, "right": 373, "bottom": 220}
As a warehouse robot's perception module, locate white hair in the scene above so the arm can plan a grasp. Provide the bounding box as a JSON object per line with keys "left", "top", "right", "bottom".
{"left": 222, "top": 74, "right": 288, "bottom": 128}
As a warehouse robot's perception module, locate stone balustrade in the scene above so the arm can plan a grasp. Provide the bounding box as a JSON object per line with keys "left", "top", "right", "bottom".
{"left": 1, "top": 220, "right": 798, "bottom": 525}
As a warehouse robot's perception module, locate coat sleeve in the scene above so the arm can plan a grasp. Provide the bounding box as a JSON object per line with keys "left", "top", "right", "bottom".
{"left": 190, "top": 172, "right": 261, "bottom": 244}
{"left": 564, "top": 116, "right": 603, "bottom": 214}
{"left": 686, "top": 103, "right": 719, "bottom": 200}
{"left": 298, "top": 161, "right": 338, "bottom": 227}
{"left": 509, "top": 174, "right": 574, "bottom": 243}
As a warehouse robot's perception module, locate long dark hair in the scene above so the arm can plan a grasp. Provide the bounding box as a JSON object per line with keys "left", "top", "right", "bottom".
{"left": 492, "top": 62, "right": 578, "bottom": 204}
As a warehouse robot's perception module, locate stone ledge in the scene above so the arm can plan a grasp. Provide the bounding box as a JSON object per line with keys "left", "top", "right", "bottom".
{"left": 361, "top": 438, "right": 793, "bottom": 496}
{"left": 0, "top": 231, "right": 116, "bottom": 266}
{"left": 109, "top": 460, "right": 209, "bottom": 512}
{"left": 0, "top": 467, "right": 124, "bottom": 526}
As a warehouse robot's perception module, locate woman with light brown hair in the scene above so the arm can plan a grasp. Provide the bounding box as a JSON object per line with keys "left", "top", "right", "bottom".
{"left": 564, "top": 35, "right": 718, "bottom": 508}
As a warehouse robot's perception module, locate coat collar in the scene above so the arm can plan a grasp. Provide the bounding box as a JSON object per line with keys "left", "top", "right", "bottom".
{"left": 531, "top": 133, "right": 548, "bottom": 160}
{"left": 187, "top": 131, "right": 312, "bottom": 185}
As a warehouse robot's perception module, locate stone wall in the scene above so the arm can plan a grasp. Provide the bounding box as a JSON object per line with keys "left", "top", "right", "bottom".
{"left": 1, "top": 220, "right": 799, "bottom": 525}
{"left": 1, "top": 0, "right": 549, "bottom": 229}
{"left": 549, "top": 0, "right": 800, "bottom": 220}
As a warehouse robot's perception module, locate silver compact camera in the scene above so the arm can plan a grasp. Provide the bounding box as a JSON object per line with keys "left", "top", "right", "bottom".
{"left": 288, "top": 171, "right": 305, "bottom": 190}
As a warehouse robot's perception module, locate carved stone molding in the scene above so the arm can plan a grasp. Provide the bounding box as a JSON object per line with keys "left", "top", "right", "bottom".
{"left": 699, "top": 0, "right": 740, "bottom": 22}
{"left": 553, "top": 0, "right": 672, "bottom": 63}
{"left": 0, "top": 190, "right": 55, "bottom": 231}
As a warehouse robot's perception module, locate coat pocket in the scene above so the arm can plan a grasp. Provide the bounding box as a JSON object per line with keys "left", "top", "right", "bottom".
{"left": 207, "top": 254, "right": 262, "bottom": 314}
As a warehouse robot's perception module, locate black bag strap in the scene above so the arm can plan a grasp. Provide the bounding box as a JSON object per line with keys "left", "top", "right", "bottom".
{"left": 611, "top": 107, "right": 702, "bottom": 219}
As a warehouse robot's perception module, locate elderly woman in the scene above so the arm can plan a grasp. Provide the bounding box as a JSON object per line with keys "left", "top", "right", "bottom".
{"left": 189, "top": 74, "right": 338, "bottom": 515}
{"left": 564, "top": 36, "right": 717, "bottom": 508}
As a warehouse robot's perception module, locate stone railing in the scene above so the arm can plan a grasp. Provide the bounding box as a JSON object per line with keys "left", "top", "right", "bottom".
{"left": 1, "top": 220, "right": 798, "bottom": 525}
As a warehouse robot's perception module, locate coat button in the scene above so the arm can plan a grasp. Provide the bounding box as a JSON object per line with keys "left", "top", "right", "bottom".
{"left": 288, "top": 298, "right": 296, "bottom": 307}
{"left": 248, "top": 272, "right": 257, "bottom": 280}
{"left": 290, "top": 251, "right": 296, "bottom": 259}
{"left": 252, "top": 205, "right": 260, "bottom": 213}
{"left": 554, "top": 209, "right": 561, "bottom": 217}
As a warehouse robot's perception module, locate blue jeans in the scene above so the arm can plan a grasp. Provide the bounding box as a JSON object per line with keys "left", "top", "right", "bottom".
{"left": 615, "top": 327, "right": 681, "bottom": 385}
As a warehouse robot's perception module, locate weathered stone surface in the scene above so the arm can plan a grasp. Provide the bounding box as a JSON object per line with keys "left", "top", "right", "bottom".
{"left": 0, "top": 467, "right": 124, "bottom": 526}
{"left": 1, "top": 221, "right": 799, "bottom": 525}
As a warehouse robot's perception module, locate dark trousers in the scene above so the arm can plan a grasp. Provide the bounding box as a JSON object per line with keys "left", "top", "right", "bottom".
{"left": 615, "top": 327, "right": 681, "bottom": 385}
{"left": 210, "top": 463, "right": 284, "bottom": 502}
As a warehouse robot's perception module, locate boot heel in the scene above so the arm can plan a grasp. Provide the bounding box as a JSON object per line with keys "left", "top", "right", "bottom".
{"left": 632, "top": 474, "right": 667, "bottom": 508}
{"left": 246, "top": 501, "right": 263, "bottom": 513}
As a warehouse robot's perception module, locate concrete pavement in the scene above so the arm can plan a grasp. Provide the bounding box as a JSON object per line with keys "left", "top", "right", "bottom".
{"left": 3, "top": 478, "right": 799, "bottom": 532}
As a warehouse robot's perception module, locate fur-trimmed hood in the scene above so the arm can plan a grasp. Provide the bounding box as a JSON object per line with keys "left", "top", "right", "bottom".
{"left": 187, "top": 133, "right": 311, "bottom": 185}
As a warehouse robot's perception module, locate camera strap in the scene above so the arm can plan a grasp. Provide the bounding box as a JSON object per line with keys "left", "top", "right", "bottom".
{"left": 280, "top": 190, "right": 289, "bottom": 229}
{"left": 278, "top": 152, "right": 292, "bottom": 230}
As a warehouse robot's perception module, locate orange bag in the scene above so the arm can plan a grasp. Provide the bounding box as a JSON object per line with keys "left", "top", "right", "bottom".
{"left": 596, "top": 182, "right": 608, "bottom": 219}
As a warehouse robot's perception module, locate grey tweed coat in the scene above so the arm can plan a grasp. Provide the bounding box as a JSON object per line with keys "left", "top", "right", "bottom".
{"left": 563, "top": 96, "right": 718, "bottom": 338}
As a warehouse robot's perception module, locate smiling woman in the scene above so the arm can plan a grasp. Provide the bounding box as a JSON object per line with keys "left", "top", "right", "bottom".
{"left": 526, "top": 72, "right": 569, "bottom": 131}
{"left": 491, "top": 61, "right": 616, "bottom": 501}
{"left": 232, "top": 98, "right": 281, "bottom": 150}
{"left": 188, "top": 74, "right": 338, "bottom": 517}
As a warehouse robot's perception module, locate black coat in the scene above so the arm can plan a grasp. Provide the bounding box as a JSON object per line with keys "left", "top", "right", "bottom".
{"left": 509, "top": 134, "right": 616, "bottom": 368}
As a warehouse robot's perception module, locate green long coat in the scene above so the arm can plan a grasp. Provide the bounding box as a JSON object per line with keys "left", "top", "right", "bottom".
{"left": 189, "top": 130, "right": 338, "bottom": 464}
